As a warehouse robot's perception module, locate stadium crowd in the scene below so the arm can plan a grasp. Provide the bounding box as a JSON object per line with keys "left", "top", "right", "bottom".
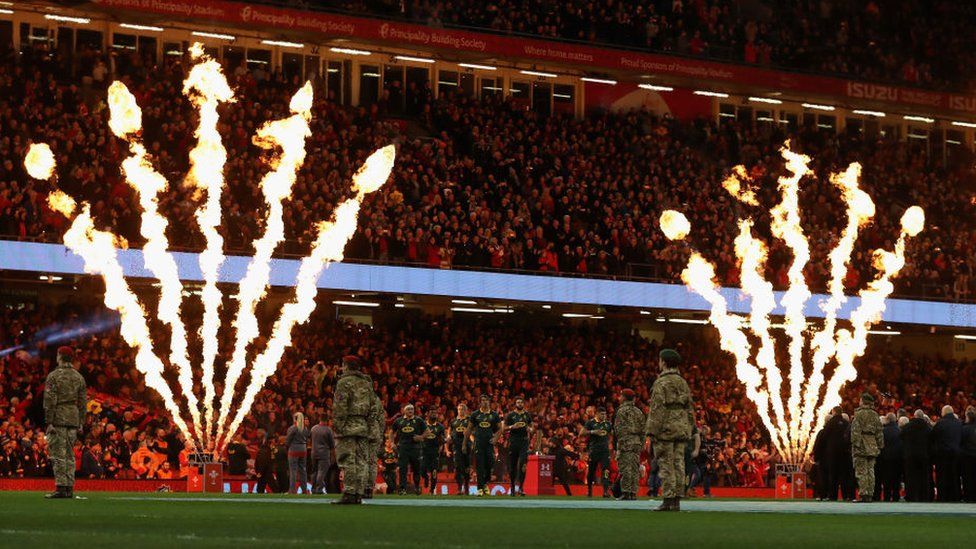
{"left": 1, "top": 43, "right": 975, "bottom": 302}
{"left": 314, "top": 0, "right": 976, "bottom": 91}
{"left": 2, "top": 301, "right": 975, "bottom": 498}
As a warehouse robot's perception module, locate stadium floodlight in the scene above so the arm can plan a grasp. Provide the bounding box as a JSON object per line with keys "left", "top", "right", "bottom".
{"left": 395, "top": 55, "right": 435, "bottom": 64}
{"left": 452, "top": 307, "right": 499, "bottom": 314}
{"left": 801, "top": 103, "right": 835, "bottom": 111}
{"left": 668, "top": 318, "right": 709, "bottom": 324}
{"left": 639, "top": 84, "right": 674, "bottom": 92}
{"left": 954, "top": 334, "right": 976, "bottom": 340}
{"left": 44, "top": 14, "right": 90, "bottom": 24}
{"left": 38, "top": 275, "right": 64, "bottom": 281}
{"left": 120, "top": 24, "right": 164, "bottom": 32}
{"left": 0, "top": 8, "right": 13, "bottom": 15}
{"left": 333, "top": 300, "right": 380, "bottom": 307}
{"left": 541, "top": 305, "right": 552, "bottom": 309}
{"left": 951, "top": 121, "right": 976, "bottom": 128}
{"left": 867, "top": 330, "right": 901, "bottom": 335}
{"left": 903, "top": 115, "right": 935, "bottom": 124}
{"left": 748, "top": 96, "right": 782, "bottom": 104}
{"left": 561, "top": 313, "right": 592, "bottom": 318}
{"left": 330, "top": 47, "right": 372, "bottom": 56}
{"left": 520, "top": 70, "right": 558, "bottom": 78}
{"left": 451, "top": 299, "right": 478, "bottom": 305}
{"left": 458, "top": 63, "right": 496, "bottom": 71}
{"left": 639, "top": 310, "right": 652, "bottom": 315}
{"left": 694, "top": 90, "right": 729, "bottom": 98}
{"left": 852, "top": 110, "right": 886, "bottom": 117}
{"left": 261, "top": 40, "right": 303, "bottom": 48}
{"left": 192, "top": 31, "right": 236, "bottom": 41}
{"left": 581, "top": 77, "right": 617, "bottom": 85}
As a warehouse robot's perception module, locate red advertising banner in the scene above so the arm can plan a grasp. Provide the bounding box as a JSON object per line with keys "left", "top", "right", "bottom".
{"left": 92, "top": 0, "right": 976, "bottom": 116}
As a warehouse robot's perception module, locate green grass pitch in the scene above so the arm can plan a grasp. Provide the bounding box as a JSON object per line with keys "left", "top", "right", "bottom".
{"left": 0, "top": 492, "right": 972, "bottom": 548}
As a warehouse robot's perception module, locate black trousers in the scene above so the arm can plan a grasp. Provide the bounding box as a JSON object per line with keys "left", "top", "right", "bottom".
{"left": 422, "top": 450, "right": 439, "bottom": 491}
{"left": 508, "top": 439, "right": 529, "bottom": 492}
{"left": 904, "top": 457, "right": 930, "bottom": 502}
{"left": 398, "top": 446, "right": 422, "bottom": 491}
{"left": 382, "top": 468, "right": 397, "bottom": 494}
{"left": 554, "top": 469, "right": 573, "bottom": 495}
{"left": 826, "top": 458, "right": 853, "bottom": 500}
{"left": 961, "top": 455, "right": 976, "bottom": 502}
{"left": 474, "top": 440, "right": 494, "bottom": 490}
{"left": 935, "top": 455, "right": 960, "bottom": 502}
{"left": 877, "top": 458, "right": 902, "bottom": 502}
{"left": 587, "top": 450, "right": 611, "bottom": 492}
{"left": 454, "top": 447, "right": 471, "bottom": 492}
{"left": 255, "top": 465, "right": 274, "bottom": 494}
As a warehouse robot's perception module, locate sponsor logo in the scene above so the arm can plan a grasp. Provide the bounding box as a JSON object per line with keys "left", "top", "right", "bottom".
{"left": 241, "top": 5, "right": 252, "bottom": 22}
{"left": 479, "top": 422, "right": 491, "bottom": 428}
{"left": 380, "top": 23, "right": 389, "bottom": 39}
{"left": 401, "top": 426, "right": 414, "bottom": 433}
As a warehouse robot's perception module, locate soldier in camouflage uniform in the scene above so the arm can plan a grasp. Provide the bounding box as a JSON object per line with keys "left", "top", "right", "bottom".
{"left": 614, "top": 388, "right": 646, "bottom": 500}
{"left": 363, "top": 392, "right": 386, "bottom": 499}
{"left": 332, "top": 355, "right": 378, "bottom": 505}
{"left": 850, "top": 392, "right": 884, "bottom": 503}
{"left": 44, "top": 346, "right": 87, "bottom": 499}
{"left": 645, "top": 349, "right": 694, "bottom": 512}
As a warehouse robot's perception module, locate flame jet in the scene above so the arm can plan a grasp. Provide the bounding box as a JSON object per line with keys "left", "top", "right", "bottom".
{"left": 217, "top": 146, "right": 396, "bottom": 452}
{"left": 214, "top": 83, "right": 314, "bottom": 446}
{"left": 182, "top": 44, "right": 235, "bottom": 446}
{"left": 107, "top": 82, "right": 201, "bottom": 445}
{"left": 24, "top": 151, "right": 192, "bottom": 442}
{"left": 660, "top": 144, "right": 923, "bottom": 464}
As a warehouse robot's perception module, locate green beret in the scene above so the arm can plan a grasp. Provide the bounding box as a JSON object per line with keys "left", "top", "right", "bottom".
{"left": 860, "top": 392, "right": 875, "bottom": 404}
{"left": 659, "top": 349, "right": 682, "bottom": 366}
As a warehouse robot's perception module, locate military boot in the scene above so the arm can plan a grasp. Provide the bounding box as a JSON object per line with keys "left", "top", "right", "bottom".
{"left": 66, "top": 486, "right": 74, "bottom": 499}
{"left": 331, "top": 492, "right": 360, "bottom": 505}
{"left": 45, "top": 486, "right": 69, "bottom": 499}
{"left": 653, "top": 498, "right": 675, "bottom": 511}
{"left": 672, "top": 497, "right": 681, "bottom": 511}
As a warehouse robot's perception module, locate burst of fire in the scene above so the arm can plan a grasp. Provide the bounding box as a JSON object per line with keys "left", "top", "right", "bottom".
{"left": 25, "top": 45, "right": 396, "bottom": 451}
{"left": 660, "top": 144, "right": 924, "bottom": 464}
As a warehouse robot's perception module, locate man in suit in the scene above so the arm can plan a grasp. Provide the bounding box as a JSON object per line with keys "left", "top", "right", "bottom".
{"left": 821, "top": 407, "right": 851, "bottom": 501}
{"left": 961, "top": 407, "right": 976, "bottom": 502}
{"left": 931, "top": 405, "right": 962, "bottom": 502}
{"left": 876, "top": 413, "right": 903, "bottom": 502}
{"left": 900, "top": 410, "right": 933, "bottom": 502}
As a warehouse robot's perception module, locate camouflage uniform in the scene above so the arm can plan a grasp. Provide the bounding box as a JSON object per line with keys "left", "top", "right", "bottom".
{"left": 645, "top": 369, "right": 694, "bottom": 501}
{"left": 850, "top": 397, "right": 884, "bottom": 501}
{"left": 333, "top": 363, "right": 377, "bottom": 500}
{"left": 365, "top": 393, "right": 386, "bottom": 496}
{"left": 614, "top": 398, "right": 646, "bottom": 497}
{"left": 44, "top": 353, "right": 87, "bottom": 494}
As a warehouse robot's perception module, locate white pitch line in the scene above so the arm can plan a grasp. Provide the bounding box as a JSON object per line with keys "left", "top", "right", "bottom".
{"left": 108, "top": 496, "right": 976, "bottom": 516}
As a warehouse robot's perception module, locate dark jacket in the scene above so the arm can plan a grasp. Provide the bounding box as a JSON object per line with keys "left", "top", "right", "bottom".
{"left": 551, "top": 443, "right": 579, "bottom": 477}
{"left": 879, "top": 422, "right": 902, "bottom": 462}
{"left": 961, "top": 422, "right": 976, "bottom": 458}
{"left": 900, "top": 417, "right": 932, "bottom": 461}
{"left": 931, "top": 414, "right": 962, "bottom": 457}
{"left": 822, "top": 414, "right": 850, "bottom": 462}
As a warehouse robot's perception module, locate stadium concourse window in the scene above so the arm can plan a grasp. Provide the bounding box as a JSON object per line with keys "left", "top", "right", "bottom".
{"left": 222, "top": 45, "right": 244, "bottom": 75}
{"left": 438, "top": 69, "right": 474, "bottom": 98}
{"left": 325, "top": 60, "right": 343, "bottom": 103}
{"left": 163, "top": 41, "right": 184, "bottom": 58}
{"left": 383, "top": 64, "right": 404, "bottom": 114}
{"left": 719, "top": 103, "right": 735, "bottom": 120}
{"left": 304, "top": 55, "right": 320, "bottom": 82}
{"left": 359, "top": 64, "right": 381, "bottom": 105}
{"left": 532, "top": 82, "right": 552, "bottom": 116}
{"left": 756, "top": 109, "right": 774, "bottom": 125}
{"left": 282, "top": 52, "right": 302, "bottom": 82}
{"left": 0, "top": 20, "right": 11, "bottom": 53}
{"left": 510, "top": 80, "right": 530, "bottom": 110}
{"left": 737, "top": 106, "right": 753, "bottom": 124}
{"left": 817, "top": 115, "right": 836, "bottom": 131}
{"left": 553, "top": 84, "right": 574, "bottom": 115}
{"left": 780, "top": 111, "right": 798, "bottom": 129}
{"left": 405, "top": 66, "right": 430, "bottom": 115}
{"left": 246, "top": 48, "right": 271, "bottom": 79}
{"left": 480, "top": 77, "right": 501, "bottom": 98}
{"left": 76, "top": 29, "right": 103, "bottom": 76}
